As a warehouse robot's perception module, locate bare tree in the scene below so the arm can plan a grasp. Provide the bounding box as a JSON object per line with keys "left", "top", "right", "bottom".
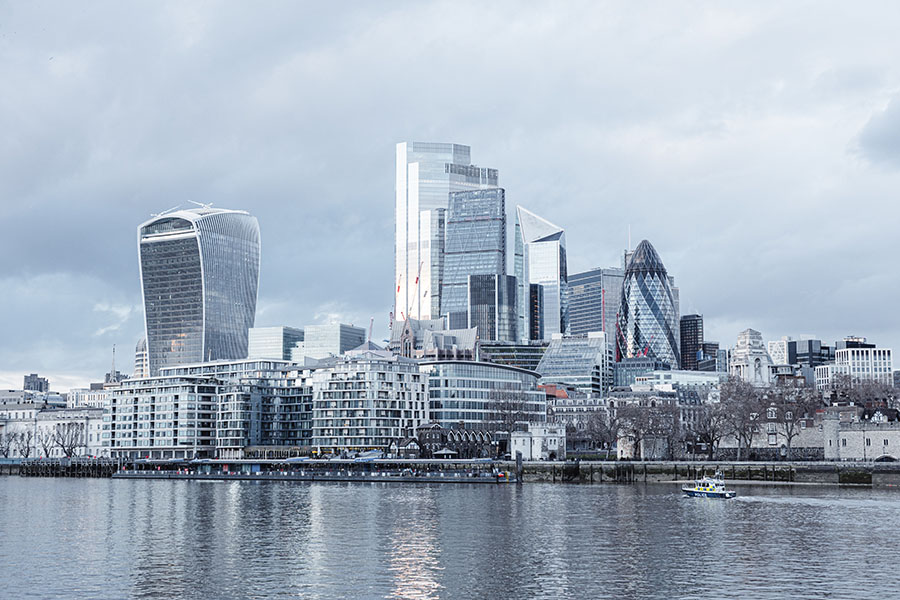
{"left": 0, "top": 431, "right": 14, "bottom": 458}
{"left": 774, "top": 381, "right": 823, "bottom": 461}
{"left": 491, "top": 390, "right": 528, "bottom": 434}
{"left": 53, "top": 422, "right": 85, "bottom": 457}
{"left": 828, "top": 374, "right": 896, "bottom": 408}
{"left": 721, "top": 377, "right": 764, "bottom": 461}
{"left": 617, "top": 402, "right": 678, "bottom": 460}
{"left": 14, "top": 429, "right": 34, "bottom": 459}
{"left": 585, "top": 408, "right": 620, "bottom": 459}
{"left": 689, "top": 403, "right": 728, "bottom": 460}
{"left": 37, "top": 428, "right": 55, "bottom": 457}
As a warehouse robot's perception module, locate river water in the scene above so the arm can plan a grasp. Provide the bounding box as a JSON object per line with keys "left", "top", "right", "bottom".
{"left": 1, "top": 477, "right": 898, "bottom": 599}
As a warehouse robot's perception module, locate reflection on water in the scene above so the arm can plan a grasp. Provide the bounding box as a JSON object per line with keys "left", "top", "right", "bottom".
{"left": 2, "top": 478, "right": 900, "bottom": 599}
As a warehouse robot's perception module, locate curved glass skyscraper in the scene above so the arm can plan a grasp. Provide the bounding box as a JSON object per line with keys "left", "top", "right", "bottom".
{"left": 616, "top": 240, "right": 680, "bottom": 368}
{"left": 138, "top": 207, "right": 260, "bottom": 376}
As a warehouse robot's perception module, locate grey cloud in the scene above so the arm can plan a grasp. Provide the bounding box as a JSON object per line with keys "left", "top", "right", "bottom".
{"left": 859, "top": 98, "right": 900, "bottom": 166}
{"left": 3, "top": 1, "right": 900, "bottom": 387}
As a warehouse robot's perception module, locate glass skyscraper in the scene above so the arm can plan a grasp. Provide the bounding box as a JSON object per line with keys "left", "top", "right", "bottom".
{"left": 248, "top": 326, "right": 305, "bottom": 360}
{"left": 514, "top": 206, "right": 568, "bottom": 342}
{"left": 568, "top": 267, "right": 625, "bottom": 337}
{"left": 138, "top": 207, "right": 260, "bottom": 376}
{"left": 443, "top": 188, "right": 507, "bottom": 330}
{"left": 616, "top": 240, "right": 680, "bottom": 368}
{"left": 468, "top": 273, "right": 517, "bottom": 342}
{"left": 395, "top": 142, "right": 498, "bottom": 322}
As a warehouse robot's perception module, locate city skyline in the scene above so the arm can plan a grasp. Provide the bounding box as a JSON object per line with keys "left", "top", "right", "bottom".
{"left": 4, "top": 3, "right": 900, "bottom": 388}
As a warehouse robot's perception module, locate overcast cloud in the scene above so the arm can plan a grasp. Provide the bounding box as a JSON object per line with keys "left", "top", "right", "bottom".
{"left": 2, "top": 1, "right": 900, "bottom": 390}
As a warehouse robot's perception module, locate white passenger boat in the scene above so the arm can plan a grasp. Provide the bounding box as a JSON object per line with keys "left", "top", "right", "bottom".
{"left": 682, "top": 472, "right": 736, "bottom": 499}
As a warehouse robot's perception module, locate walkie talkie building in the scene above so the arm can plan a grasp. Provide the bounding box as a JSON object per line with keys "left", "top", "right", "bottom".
{"left": 138, "top": 207, "right": 260, "bottom": 376}
{"left": 616, "top": 239, "right": 680, "bottom": 368}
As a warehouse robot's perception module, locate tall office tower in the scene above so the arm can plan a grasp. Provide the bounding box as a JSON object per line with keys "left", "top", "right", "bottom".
{"left": 395, "top": 142, "right": 498, "bottom": 322}
{"left": 616, "top": 240, "right": 680, "bottom": 368}
{"left": 468, "top": 274, "right": 517, "bottom": 342}
{"left": 133, "top": 338, "right": 149, "bottom": 379}
{"left": 248, "top": 326, "right": 305, "bottom": 360}
{"left": 767, "top": 336, "right": 793, "bottom": 365}
{"left": 138, "top": 207, "right": 260, "bottom": 376}
{"left": 568, "top": 267, "right": 625, "bottom": 337}
{"left": 514, "top": 206, "right": 568, "bottom": 342}
{"left": 443, "top": 188, "right": 507, "bottom": 329}
{"left": 680, "top": 314, "right": 704, "bottom": 370}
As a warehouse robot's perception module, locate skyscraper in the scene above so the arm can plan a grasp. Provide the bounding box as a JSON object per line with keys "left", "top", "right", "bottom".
{"left": 568, "top": 267, "right": 624, "bottom": 337}
{"left": 468, "top": 273, "right": 517, "bottom": 342}
{"left": 443, "top": 188, "right": 507, "bottom": 329}
{"left": 138, "top": 207, "right": 260, "bottom": 376}
{"left": 616, "top": 240, "right": 680, "bottom": 368}
{"left": 515, "top": 206, "right": 568, "bottom": 342}
{"left": 395, "top": 142, "right": 498, "bottom": 322}
{"left": 680, "top": 314, "right": 704, "bottom": 370}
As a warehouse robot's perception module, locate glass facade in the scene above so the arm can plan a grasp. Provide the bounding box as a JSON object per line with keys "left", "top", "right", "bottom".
{"left": 536, "top": 332, "right": 613, "bottom": 396}
{"left": 421, "top": 361, "right": 546, "bottom": 430}
{"left": 443, "top": 188, "right": 507, "bottom": 329}
{"left": 568, "top": 267, "right": 624, "bottom": 337}
{"left": 291, "top": 324, "right": 366, "bottom": 362}
{"left": 248, "top": 326, "right": 305, "bottom": 360}
{"left": 138, "top": 208, "right": 260, "bottom": 376}
{"left": 616, "top": 240, "right": 680, "bottom": 368}
{"left": 395, "top": 142, "right": 498, "bottom": 321}
{"left": 679, "top": 314, "right": 704, "bottom": 371}
{"left": 467, "top": 274, "right": 517, "bottom": 342}
{"left": 514, "top": 206, "right": 568, "bottom": 342}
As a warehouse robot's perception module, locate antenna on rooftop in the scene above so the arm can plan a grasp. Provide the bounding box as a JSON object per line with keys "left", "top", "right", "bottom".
{"left": 627, "top": 224, "right": 632, "bottom": 251}
{"left": 188, "top": 200, "right": 215, "bottom": 210}
{"left": 150, "top": 205, "right": 181, "bottom": 218}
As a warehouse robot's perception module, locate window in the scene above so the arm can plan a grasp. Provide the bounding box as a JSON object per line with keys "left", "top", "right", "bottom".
{"left": 767, "top": 408, "right": 777, "bottom": 419}
{"left": 866, "top": 438, "right": 872, "bottom": 447}
{"left": 842, "top": 439, "right": 847, "bottom": 447}
{"left": 884, "top": 439, "right": 889, "bottom": 446}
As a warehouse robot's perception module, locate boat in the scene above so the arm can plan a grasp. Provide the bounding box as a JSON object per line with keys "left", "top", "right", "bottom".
{"left": 682, "top": 472, "right": 736, "bottom": 499}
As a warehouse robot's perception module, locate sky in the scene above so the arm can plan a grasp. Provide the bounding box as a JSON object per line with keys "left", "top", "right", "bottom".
{"left": 2, "top": 1, "right": 900, "bottom": 391}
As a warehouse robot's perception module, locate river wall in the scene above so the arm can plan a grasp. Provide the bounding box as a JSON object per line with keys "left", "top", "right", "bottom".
{"left": 516, "top": 460, "right": 900, "bottom": 486}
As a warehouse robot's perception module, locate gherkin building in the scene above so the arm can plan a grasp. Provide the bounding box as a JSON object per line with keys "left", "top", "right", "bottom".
{"left": 616, "top": 240, "right": 680, "bottom": 368}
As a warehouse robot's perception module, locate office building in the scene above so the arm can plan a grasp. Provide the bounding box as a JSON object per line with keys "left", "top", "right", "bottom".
{"left": 421, "top": 361, "right": 546, "bottom": 431}
{"left": 442, "top": 188, "right": 507, "bottom": 329}
{"left": 613, "top": 357, "right": 671, "bottom": 388}
{"left": 468, "top": 274, "right": 517, "bottom": 342}
{"left": 395, "top": 142, "right": 498, "bottom": 321}
{"left": 536, "top": 332, "right": 614, "bottom": 396}
{"left": 816, "top": 338, "right": 893, "bottom": 390}
{"left": 616, "top": 240, "right": 680, "bottom": 368}
{"left": 23, "top": 374, "right": 49, "bottom": 393}
{"left": 515, "top": 206, "right": 568, "bottom": 342}
{"left": 291, "top": 324, "right": 366, "bottom": 362}
{"left": 138, "top": 207, "right": 260, "bottom": 376}
{"left": 679, "top": 314, "right": 704, "bottom": 371}
{"left": 567, "top": 267, "right": 624, "bottom": 338}
{"left": 479, "top": 340, "right": 548, "bottom": 372}
{"left": 697, "top": 342, "right": 725, "bottom": 372}
{"left": 248, "top": 326, "right": 305, "bottom": 360}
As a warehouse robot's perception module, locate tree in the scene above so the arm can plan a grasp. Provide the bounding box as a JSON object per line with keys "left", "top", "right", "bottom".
{"left": 0, "top": 431, "right": 13, "bottom": 458}
{"left": 37, "top": 428, "right": 55, "bottom": 457}
{"left": 491, "top": 390, "right": 528, "bottom": 434}
{"left": 617, "top": 401, "right": 679, "bottom": 461}
{"left": 585, "top": 408, "right": 620, "bottom": 459}
{"left": 829, "top": 374, "right": 896, "bottom": 408}
{"left": 14, "top": 429, "right": 34, "bottom": 459}
{"left": 774, "top": 381, "right": 823, "bottom": 461}
{"left": 721, "top": 377, "right": 765, "bottom": 461}
{"left": 689, "top": 404, "right": 728, "bottom": 460}
{"left": 53, "top": 422, "right": 85, "bottom": 458}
